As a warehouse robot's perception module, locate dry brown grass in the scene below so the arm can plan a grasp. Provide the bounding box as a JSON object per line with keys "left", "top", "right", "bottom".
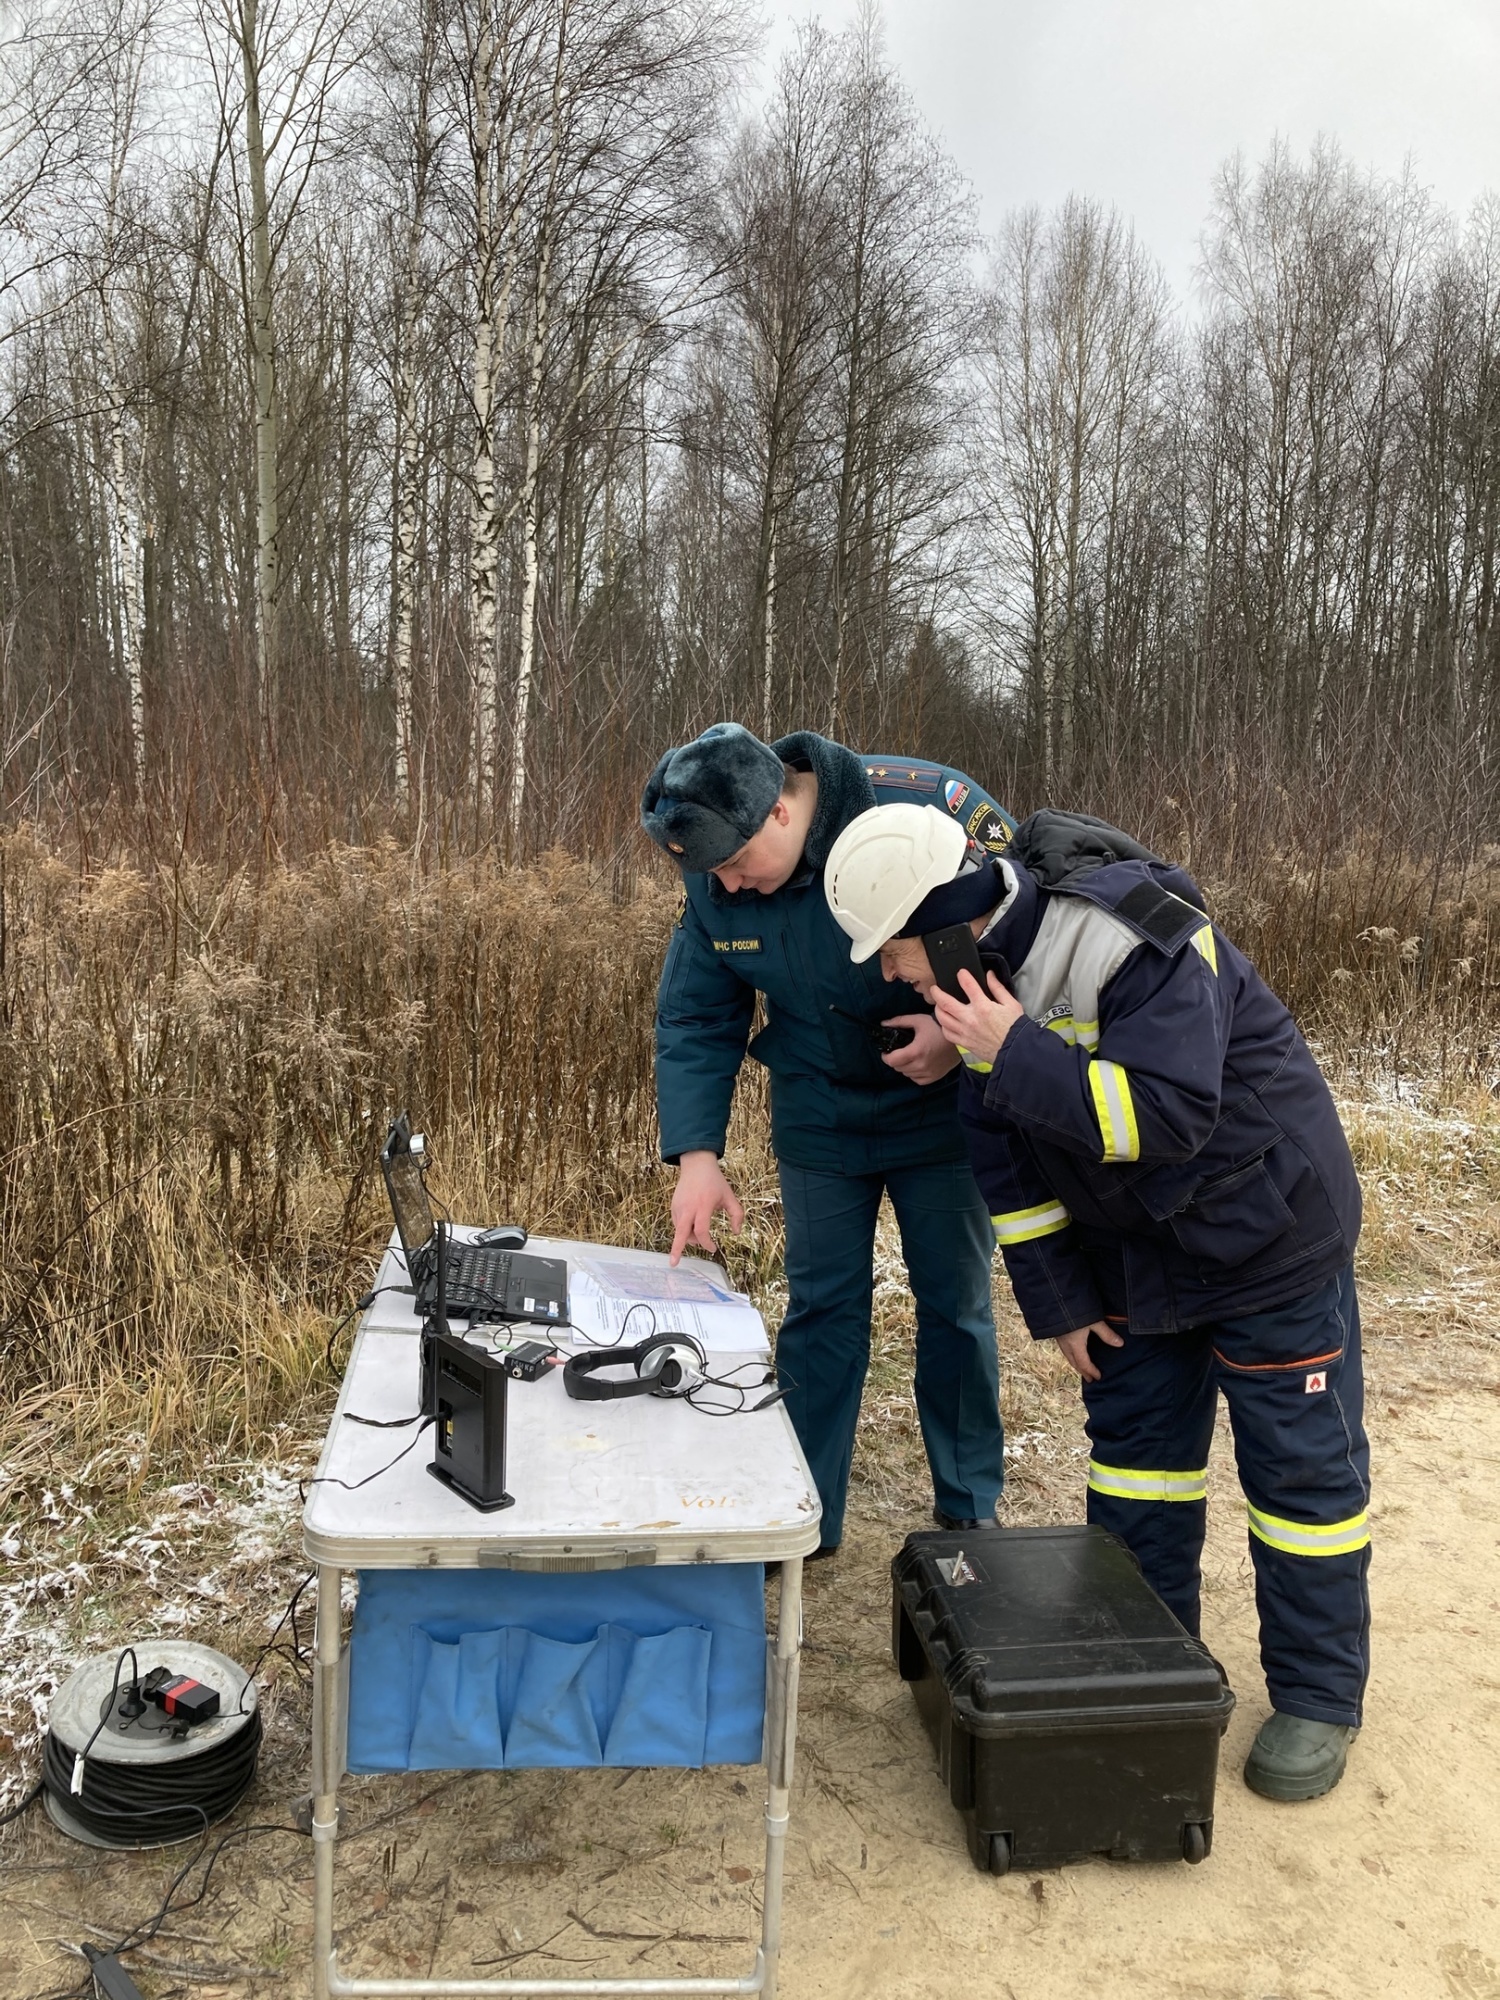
{"left": 1, "top": 829, "right": 1498, "bottom": 1496}
{"left": 3, "top": 830, "right": 1500, "bottom": 1991}
{"left": 0, "top": 838, "right": 677, "bottom": 1471}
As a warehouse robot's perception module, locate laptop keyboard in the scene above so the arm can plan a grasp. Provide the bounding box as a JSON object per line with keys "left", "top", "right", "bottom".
{"left": 444, "top": 1244, "right": 510, "bottom": 1302}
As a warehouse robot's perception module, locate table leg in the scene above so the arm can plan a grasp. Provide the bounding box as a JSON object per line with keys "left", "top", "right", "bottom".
{"left": 312, "top": 1563, "right": 345, "bottom": 2000}
{"left": 758, "top": 1556, "right": 802, "bottom": 2000}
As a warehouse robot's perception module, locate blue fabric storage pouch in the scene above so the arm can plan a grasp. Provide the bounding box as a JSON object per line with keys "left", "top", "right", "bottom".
{"left": 347, "top": 1565, "right": 765, "bottom": 1773}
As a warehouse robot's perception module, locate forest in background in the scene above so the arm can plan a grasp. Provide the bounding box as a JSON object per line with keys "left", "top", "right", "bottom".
{"left": 2, "top": 0, "right": 1499, "bottom": 871}
{"left": 1, "top": 0, "right": 1499, "bottom": 1475}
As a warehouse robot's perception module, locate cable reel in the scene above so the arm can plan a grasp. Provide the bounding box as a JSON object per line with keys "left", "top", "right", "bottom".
{"left": 43, "top": 1641, "right": 260, "bottom": 1850}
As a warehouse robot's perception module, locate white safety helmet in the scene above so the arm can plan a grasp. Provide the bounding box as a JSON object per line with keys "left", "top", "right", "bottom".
{"left": 824, "top": 803, "right": 967, "bottom": 963}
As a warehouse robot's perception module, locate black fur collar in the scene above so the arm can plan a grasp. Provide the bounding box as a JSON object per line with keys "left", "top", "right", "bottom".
{"left": 772, "top": 731, "right": 877, "bottom": 874}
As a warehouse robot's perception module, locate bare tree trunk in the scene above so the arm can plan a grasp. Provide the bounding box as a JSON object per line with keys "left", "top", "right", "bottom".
{"left": 508, "top": 281, "right": 548, "bottom": 842}
{"left": 506, "top": 0, "right": 568, "bottom": 845}
{"left": 391, "top": 0, "right": 438, "bottom": 809}
{"left": 393, "top": 304, "right": 421, "bottom": 804}
{"left": 761, "top": 507, "right": 776, "bottom": 733}
{"left": 468, "top": 3, "right": 499, "bottom": 818}
{"left": 103, "top": 311, "right": 146, "bottom": 795}
{"left": 238, "top": 0, "right": 280, "bottom": 773}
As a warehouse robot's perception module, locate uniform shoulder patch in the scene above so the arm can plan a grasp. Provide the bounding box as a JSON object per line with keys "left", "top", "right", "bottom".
{"left": 866, "top": 762, "right": 940, "bottom": 793}
{"left": 1112, "top": 882, "right": 1205, "bottom": 951}
{"left": 965, "top": 798, "right": 1013, "bottom": 850}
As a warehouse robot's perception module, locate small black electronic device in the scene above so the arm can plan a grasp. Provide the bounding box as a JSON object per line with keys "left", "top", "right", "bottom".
{"left": 871, "top": 1022, "right": 916, "bottom": 1053}
{"left": 499, "top": 1339, "right": 556, "bottom": 1382}
{"left": 380, "top": 1115, "right": 567, "bottom": 1327}
{"left": 428, "top": 1329, "right": 515, "bottom": 1512}
{"left": 828, "top": 1003, "right": 916, "bottom": 1055}
{"left": 563, "top": 1332, "right": 708, "bottom": 1403}
{"left": 923, "top": 923, "right": 987, "bottom": 1001}
{"left": 137, "top": 1667, "right": 221, "bottom": 1726}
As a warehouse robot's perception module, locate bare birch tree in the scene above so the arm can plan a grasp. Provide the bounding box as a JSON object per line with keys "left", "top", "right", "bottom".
{"left": 201, "top": 0, "right": 369, "bottom": 770}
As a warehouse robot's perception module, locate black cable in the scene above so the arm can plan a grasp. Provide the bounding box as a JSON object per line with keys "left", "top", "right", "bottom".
{"left": 74, "top": 1648, "right": 142, "bottom": 1770}
{"left": 42, "top": 1709, "right": 262, "bottom": 1847}
{"left": 324, "top": 1283, "right": 413, "bottom": 1372}
{"left": 685, "top": 1359, "right": 787, "bottom": 1417}
{"left": 108, "top": 1816, "right": 301, "bottom": 1957}
{"left": 299, "top": 1415, "right": 434, "bottom": 1499}
{"left": 237, "top": 1572, "right": 315, "bottom": 1713}
{"left": 0, "top": 1777, "right": 42, "bottom": 1827}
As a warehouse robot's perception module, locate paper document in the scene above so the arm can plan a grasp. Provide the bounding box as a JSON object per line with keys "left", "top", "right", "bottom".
{"left": 566, "top": 1253, "right": 768, "bottom": 1356}
{"left": 573, "top": 1256, "right": 741, "bottom": 1305}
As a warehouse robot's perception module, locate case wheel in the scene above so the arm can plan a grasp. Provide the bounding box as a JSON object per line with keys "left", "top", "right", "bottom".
{"left": 1181, "top": 1820, "right": 1209, "bottom": 1865}
{"left": 965, "top": 1818, "right": 1013, "bottom": 1875}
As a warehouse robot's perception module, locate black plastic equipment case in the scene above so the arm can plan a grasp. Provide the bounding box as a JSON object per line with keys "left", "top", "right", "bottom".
{"left": 892, "top": 1525, "right": 1234, "bottom": 1875}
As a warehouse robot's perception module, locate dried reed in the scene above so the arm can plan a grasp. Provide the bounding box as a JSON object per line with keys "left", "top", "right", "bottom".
{"left": 1, "top": 830, "right": 1496, "bottom": 1479}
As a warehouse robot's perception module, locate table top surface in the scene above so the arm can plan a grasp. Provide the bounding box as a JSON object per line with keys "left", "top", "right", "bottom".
{"left": 302, "top": 1232, "right": 822, "bottom": 1568}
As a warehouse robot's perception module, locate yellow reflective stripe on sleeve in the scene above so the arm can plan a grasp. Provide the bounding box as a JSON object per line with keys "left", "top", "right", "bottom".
{"left": 1246, "top": 1504, "right": 1369, "bottom": 1557}
{"left": 1190, "top": 924, "right": 1219, "bottom": 974}
{"left": 1088, "top": 1058, "right": 1140, "bottom": 1162}
{"left": 1045, "top": 1016, "right": 1100, "bottom": 1050}
{"left": 1087, "top": 1461, "right": 1208, "bottom": 1503}
{"left": 959, "top": 1046, "right": 992, "bottom": 1074}
{"left": 991, "top": 1201, "right": 1070, "bottom": 1246}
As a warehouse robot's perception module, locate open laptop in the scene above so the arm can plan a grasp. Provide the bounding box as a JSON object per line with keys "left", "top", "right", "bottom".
{"left": 379, "top": 1116, "right": 568, "bottom": 1328}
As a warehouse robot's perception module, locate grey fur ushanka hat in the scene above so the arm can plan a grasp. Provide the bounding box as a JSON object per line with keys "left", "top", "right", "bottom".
{"left": 640, "top": 723, "right": 786, "bottom": 872}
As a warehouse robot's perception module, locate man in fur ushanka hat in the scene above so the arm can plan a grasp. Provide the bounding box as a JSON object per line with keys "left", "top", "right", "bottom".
{"left": 641, "top": 722, "right": 1018, "bottom": 1561}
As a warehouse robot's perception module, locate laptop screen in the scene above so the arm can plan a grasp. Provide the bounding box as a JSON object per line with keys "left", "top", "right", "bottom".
{"left": 383, "top": 1137, "right": 435, "bottom": 1258}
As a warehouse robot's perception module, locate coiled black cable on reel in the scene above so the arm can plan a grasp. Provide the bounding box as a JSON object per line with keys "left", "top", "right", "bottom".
{"left": 42, "top": 1642, "right": 261, "bottom": 1850}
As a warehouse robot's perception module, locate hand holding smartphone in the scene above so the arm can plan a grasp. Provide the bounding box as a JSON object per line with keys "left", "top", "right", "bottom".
{"left": 922, "top": 924, "right": 987, "bottom": 1000}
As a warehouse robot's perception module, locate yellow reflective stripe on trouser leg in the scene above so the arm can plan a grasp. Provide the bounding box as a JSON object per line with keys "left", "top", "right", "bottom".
{"left": 1246, "top": 1504, "right": 1370, "bottom": 1557}
{"left": 1088, "top": 1059, "right": 1140, "bottom": 1162}
{"left": 1087, "top": 1461, "right": 1208, "bottom": 1502}
{"left": 991, "top": 1201, "right": 1070, "bottom": 1246}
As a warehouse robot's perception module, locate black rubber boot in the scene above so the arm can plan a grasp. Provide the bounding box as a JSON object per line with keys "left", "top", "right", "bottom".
{"left": 932, "top": 1508, "right": 999, "bottom": 1531}
{"left": 1244, "top": 1712, "right": 1356, "bottom": 1801}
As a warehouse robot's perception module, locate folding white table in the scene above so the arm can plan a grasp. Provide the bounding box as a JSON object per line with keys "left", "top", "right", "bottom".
{"left": 303, "top": 1234, "right": 821, "bottom": 2000}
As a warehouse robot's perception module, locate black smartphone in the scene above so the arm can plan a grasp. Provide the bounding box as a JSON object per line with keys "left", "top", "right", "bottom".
{"left": 923, "top": 924, "right": 986, "bottom": 1000}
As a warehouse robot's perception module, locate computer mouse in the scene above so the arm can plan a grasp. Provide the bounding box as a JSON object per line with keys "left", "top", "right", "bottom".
{"left": 475, "top": 1224, "right": 529, "bottom": 1249}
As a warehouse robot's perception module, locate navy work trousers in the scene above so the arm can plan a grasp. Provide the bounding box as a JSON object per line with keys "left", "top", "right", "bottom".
{"left": 1081, "top": 1266, "right": 1371, "bottom": 1727}
{"left": 775, "top": 1159, "right": 1003, "bottom": 1549}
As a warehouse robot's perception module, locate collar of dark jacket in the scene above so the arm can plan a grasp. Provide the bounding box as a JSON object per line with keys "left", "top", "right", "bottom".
{"left": 773, "top": 731, "right": 876, "bottom": 878}
{"left": 978, "top": 860, "right": 1046, "bottom": 968}
{"left": 706, "top": 731, "right": 875, "bottom": 902}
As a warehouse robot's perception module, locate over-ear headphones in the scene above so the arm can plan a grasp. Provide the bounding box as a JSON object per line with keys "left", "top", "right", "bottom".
{"left": 563, "top": 1332, "right": 708, "bottom": 1402}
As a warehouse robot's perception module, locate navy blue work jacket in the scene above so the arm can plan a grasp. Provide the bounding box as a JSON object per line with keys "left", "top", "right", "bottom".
{"left": 654, "top": 732, "right": 1015, "bottom": 1175}
{"left": 960, "top": 859, "right": 1362, "bottom": 1337}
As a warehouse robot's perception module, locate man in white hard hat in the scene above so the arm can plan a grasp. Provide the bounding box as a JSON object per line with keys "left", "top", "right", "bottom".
{"left": 823, "top": 802, "right": 1370, "bottom": 1805}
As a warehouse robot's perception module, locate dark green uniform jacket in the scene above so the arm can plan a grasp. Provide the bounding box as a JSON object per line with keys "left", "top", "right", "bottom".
{"left": 654, "top": 732, "right": 1015, "bottom": 1175}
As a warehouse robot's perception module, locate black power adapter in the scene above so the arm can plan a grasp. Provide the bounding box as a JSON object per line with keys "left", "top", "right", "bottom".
{"left": 138, "top": 1666, "right": 221, "bottom": 1725}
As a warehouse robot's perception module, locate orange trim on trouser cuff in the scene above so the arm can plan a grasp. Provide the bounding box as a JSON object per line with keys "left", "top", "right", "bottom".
{"left": 1211, "top": 1346, "right": 1343, "bottom": 1373}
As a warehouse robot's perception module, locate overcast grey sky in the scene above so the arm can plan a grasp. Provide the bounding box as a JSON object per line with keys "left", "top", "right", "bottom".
{"left": 762, "top": 0, "right": 1500, "bottom": 299}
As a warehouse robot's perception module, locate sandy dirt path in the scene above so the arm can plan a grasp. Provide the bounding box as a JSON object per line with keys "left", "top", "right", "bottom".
{"left": 4, "top": 1388, "right": 1498, "bottom": 2000}
{"left": 777, "top": 1386, "right": 1500, "bottom": 2000}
